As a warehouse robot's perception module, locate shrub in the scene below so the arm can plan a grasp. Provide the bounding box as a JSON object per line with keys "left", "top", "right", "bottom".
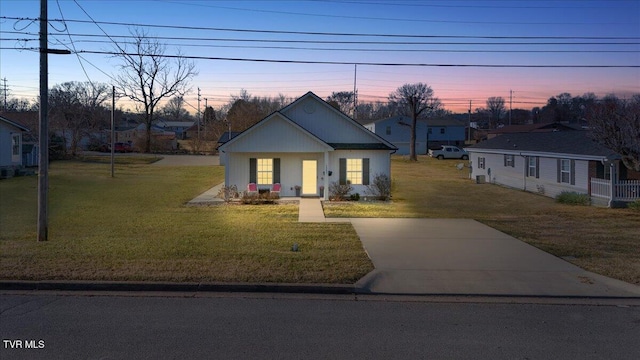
{"left": 555, "top": 191, "right": 590, "bottom": 206}
{"left": 366, "top": 173, "right": 392, "bottom": 201}
{"left": 241, "top": 191, "right": 277, "bottom": 204}
{"left": 329, "top": 181, "right": 352, "bottom": 201}
{"left": 350, "top": 193, "right": 360, "bottom": 201}
{"left": 627, "top": 200, "right": 640, "bottom": 211}
{"left": 217, "top": 185, "right": 238, "bottom": 202}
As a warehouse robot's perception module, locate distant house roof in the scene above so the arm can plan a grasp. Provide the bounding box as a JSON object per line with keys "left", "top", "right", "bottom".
{"left": 217, "top": 131, "right": 241, "bottom": 144}
{"left": 155, "top": 120, "right": 195, "bottom": 128}
{"left": 467, "top": 131, "right": 619, "bottom": 160}
{"left": 488, "top": 122, "right": 580, "bottom": 135}
{"left": 364, "top": 116, "right": 465, "bottom": 127}
{"left": 0, "top": 115, "right": 30, "bottom": 132}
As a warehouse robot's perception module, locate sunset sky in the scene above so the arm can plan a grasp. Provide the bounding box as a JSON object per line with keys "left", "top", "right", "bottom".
{"left": 1, "top": 0, "right": 638, "bottom": 113}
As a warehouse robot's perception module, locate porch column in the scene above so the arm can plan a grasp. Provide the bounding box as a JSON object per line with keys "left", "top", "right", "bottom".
{"left": 608, "top": 162, "right": 616, "bottom": 207}
{"left": 324, "top": 151, "right": 329, "bottom": 200}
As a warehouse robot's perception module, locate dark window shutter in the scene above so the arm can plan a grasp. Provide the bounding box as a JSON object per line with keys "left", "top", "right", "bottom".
{"left": 535, "top": 157, "right": 540, "bottom": 178}
{"left": 557, "top": 159, "right": 561, "bottom": 183}
{"left": 362, "top": 158, "right": 370, "bottom": 185}
{"left": 249, "top": 158, "right": 257, "bottom": 184}
{"left": 525, "top": 156, "right": 529, "bottom": 176}
{"left": 504, "top": 155, "right": 507, "bottom": 167}
{"left": 339, "top": 158, "right": 346, "bottom": 185}
{"left": 511, "top": 156, "right": 515, "bottom": 168}
{"left": 570, "top": 160, "right": 576, "bottom": 185}
{"left": 273, "top": 158, "right": 281, "bottom": 184}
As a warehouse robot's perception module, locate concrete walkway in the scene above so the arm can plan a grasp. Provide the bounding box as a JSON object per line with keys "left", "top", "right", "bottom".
{"left": 298, "top": 198, "right": 349, "bottom": 223}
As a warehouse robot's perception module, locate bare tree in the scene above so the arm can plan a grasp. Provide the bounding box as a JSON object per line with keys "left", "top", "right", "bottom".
{"left": 389, "top": 83, "right": 440, "bottom": 161}
{"left": 114, "top": 28, "right": 197, "bottom": 152}
{"left": 486, "top": 97, "right": 506, "bottom": 129}
{"left": 588, "top": 95, "right": 640, "bottom": 171}
{"left": 161, "top": 96, "right": 190, "bottom": 121}
{"left": 49, "top": 81, "right": 110, "bottom": 156}
{"left": 326, "top": 91, "right": 354, "bottom": 115}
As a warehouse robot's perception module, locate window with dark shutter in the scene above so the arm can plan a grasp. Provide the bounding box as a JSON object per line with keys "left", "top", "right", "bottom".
{"left": 249, "top": 158, "right": 257, "bottom": 184}
{"left": 339, "top": 158, "right": 347, "bottom": 185}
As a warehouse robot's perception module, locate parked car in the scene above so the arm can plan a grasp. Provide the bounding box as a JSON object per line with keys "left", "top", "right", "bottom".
{"left": 114, "top": 142, "right": 133, "bottom": 153}
{"left": 428, "top": 145, "right": 469, "bottom": 160}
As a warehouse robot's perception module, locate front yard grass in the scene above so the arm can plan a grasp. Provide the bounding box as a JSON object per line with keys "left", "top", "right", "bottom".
{"left": 324, "top": 156, "right": 640, "bottom": 286}
{"left": 0, "top": 161, "right": 372, "bottom": 283}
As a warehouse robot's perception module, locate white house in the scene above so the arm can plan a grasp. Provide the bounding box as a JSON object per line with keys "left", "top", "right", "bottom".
{"left": 218, "top": 92, "right": 397, "bottom": 199}
{"left": 0, "top": 115, "right": 30, "bottom": 170}
{"left": 466, "top": 130, "right": 640, "bottom": 206}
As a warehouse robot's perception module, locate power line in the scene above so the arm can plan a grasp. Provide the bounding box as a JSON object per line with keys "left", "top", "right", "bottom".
{"left": 75, "top": 49, "right": 640, "bottom": 68}
{"left": 3, "top": 16, "right": 639, "bottom": 40}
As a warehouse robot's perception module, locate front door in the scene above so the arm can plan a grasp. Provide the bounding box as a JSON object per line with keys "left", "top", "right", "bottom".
{"left": 302, "top": 160, "right": 317, "bottom": 196}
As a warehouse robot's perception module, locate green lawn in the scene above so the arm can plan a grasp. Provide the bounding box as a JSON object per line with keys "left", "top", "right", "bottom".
{"left": 0, "top": 161, "right": 372, "bottom": 283}
{"left": 324, "top": 156, "right": 640, "bottom": 286}
{"left": 3, "top": 156, "right": 639, "bottom": 286}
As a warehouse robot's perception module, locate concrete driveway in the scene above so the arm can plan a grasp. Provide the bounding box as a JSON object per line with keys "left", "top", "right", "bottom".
{"left": 351, "top": 218, "right": 640, "bottom": 297}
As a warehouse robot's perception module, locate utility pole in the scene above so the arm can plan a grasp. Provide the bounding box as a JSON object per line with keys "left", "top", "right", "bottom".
{"left": 353, "top": 64, "right": 358, "bottom": 120}
{"left": 468, "top": 100, "right": 472, "bottom": 142}
{"left": 204, "top": 97, "right": 208, "bottom": 142}
{"left": 1, "top": 78, "right": 7, "bottom": 111}
{"left": 509, "top": 89, "right": 513, "bottom": 126}
{"left": 197, "top": 87, "right": 201, "bottom": 145}
{"left": 110, "top": 86, "right": 115, "bottom": 178}
{"left": 37, "top": 0, "right": 49, "bottom": 242}
{"left": 37, "top": 0, "right": 70, "bottom": 242}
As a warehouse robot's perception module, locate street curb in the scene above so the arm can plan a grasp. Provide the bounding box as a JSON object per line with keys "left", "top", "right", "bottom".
{"left": 0, "top": 280, "right": 356, "bottom": 295}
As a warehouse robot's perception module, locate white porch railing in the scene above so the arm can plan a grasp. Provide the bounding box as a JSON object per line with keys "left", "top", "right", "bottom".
{"left": 590, "top": 178, "right": 611, "bottom": 199}
{"left": 590, "top": 178, "right": 640, "bottom": 202}
{"left": 615, "top": 180, "right": 640, "bottom": 201}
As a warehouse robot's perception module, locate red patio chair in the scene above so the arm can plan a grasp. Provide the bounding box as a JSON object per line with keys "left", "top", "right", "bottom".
{"left": 247, "top": 183, "right": 258, "bottom": 195}
{"left": 271, "top": 183, "right": 281, "bottom": 197}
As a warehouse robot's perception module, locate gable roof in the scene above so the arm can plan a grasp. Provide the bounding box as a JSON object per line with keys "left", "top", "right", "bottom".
{"left": 281, "top": 92, "right": 397, "bottom": 150}
{"left": 222, "top": 92, "right": 396, "bottom": 152}
{"left": 467, "top": 131, "right": 619, "bottom": 160}
{"left": 0, "top": 115, "right": 30, "bottom": 132}
{"left": 218, "top": 111, "right": 334, "bottom": 153}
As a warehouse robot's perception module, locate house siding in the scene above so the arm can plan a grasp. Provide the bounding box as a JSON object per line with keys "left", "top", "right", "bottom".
{"left": 329, "top": 149, "right": 390, "bottom": 195}
{"left": 282, "top": 97, "right": 378, "bottom": 144}
{"left": 223, "top": 114, "right": 331, "bottom": 153}
{"left": 0, "top": 121, "right": 23, "bottom": 167}
{"left": 226, "top": 149, "right": 390, "bottom": 197}
{"left": 471, "top": 152, "right": 591, "bottom": 199}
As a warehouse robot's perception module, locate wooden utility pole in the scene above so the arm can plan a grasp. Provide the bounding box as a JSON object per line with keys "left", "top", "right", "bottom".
{"left": 110, "top": 86, "right": 115, "bottom": 178}
{"left": 37, "top": 0, "right": 49, "bottom": 242}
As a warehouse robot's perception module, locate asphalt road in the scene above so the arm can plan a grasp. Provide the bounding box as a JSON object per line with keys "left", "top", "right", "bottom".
{"left": 1, "top": 293, "right": 639, "bottom": 360}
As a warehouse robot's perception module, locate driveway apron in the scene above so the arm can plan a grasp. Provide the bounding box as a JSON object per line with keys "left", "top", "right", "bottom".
{"left": 351, "top": 218, "right": 640, "bottom": 297}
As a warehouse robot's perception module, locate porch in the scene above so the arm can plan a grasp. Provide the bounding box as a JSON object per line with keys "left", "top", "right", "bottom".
{"left": 590, "top": 178, "right": 640, "bottom": 205}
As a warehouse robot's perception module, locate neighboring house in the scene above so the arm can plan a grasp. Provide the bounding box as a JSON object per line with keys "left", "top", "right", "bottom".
{"left": 363, "top": 116, "right": 466, "bottom": 155}
{"left": 0, "top": 115, "right": 30, "bottom": 170}
{"left": 487, "top": 122, "right": 579, "bottom": 139}
{"left": 218, "top": 92, "right": 397, "bottom": 199}
{"left": 115, "top": 123, "right": 177, "bottom": 150}
{"left": 155, "top": 120, "right": 195, "bottom": 140}
{"left": 22, "top": 143, "right": 39, "bottom": 167}
{"left": 467, "top": 131, "right": 640, "bottom": 206}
